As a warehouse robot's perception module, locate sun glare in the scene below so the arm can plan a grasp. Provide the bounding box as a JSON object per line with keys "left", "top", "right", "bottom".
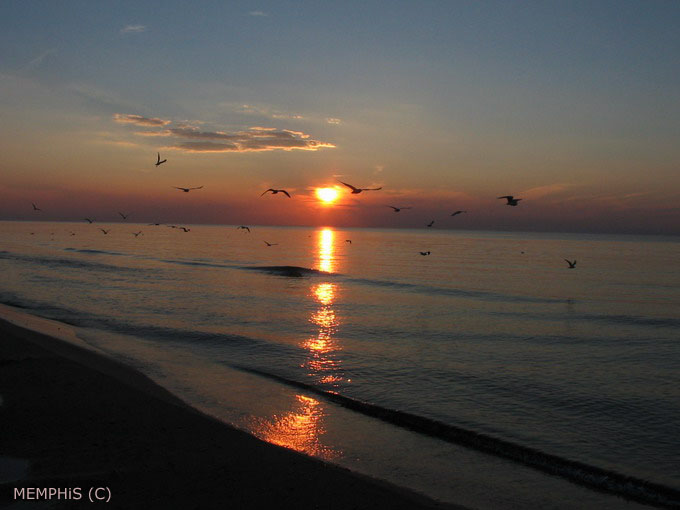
{"left": 315, "top": 187, "right": 339, "bottom": 204}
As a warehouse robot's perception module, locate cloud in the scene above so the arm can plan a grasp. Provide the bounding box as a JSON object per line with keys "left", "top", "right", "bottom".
{"left": 519, "top": 183, "right": 574, "bottom": 200}
{"left": 113, "top": 113, "right": 171, "bottom": 127}
{"left": 248, "top": 10, "right": 268, "bottom": 16}
{"left": 326, "top": 118, "right": 342, "bottom": 125}
{"left": 120, "top": 24, "right": 146, "bottom": 34}
{"left": 114, "top": 113, "right": 335, "bottom": 152}
{"left": 21, "top": 49, "right": 57, "bottom": 71}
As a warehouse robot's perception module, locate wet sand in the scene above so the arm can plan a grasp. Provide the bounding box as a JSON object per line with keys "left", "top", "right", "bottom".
{"left": 0, "top": 305, "right": 460, "bottom": 509}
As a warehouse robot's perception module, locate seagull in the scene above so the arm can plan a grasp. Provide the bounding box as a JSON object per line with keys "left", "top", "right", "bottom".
{"left": 83, "top": 218, "right": 95, "bottom": 223}
{"left": 179, "top": 227, "right": 191, "bottom": 232}
{"left": 427, "top": 220, "right": 434, "bottom": 227}
{"left": 32, "top": 203, "right": 41, "bottom": 211}
{"left": 338, "top": 180, "right": 382, "bottom": 194}
{"left": 345, "top": 239, "right": 352, "bottom": 244}
{"left": 99, "top": 228, "right": 110, "bottom": 235}
{"left": 237, "top": 226, "right": 251, "bottom": 233}
{"left": 565, "top": 259, "right": 577, "bottom": 269}
{"left": 387, "top": 206, "right": 412, "bottom": 212}
{"left": 498, "top": 196, "right": 522, "bottom": 206}
{"left": 155, "top": 153, "right": 167, "bottom": 166}
{"left": 174, "top": 186, "right": 203, "bottom": 193}
{"left": 133, "top": 231, "right": 142, "bottom": 237}
{"left": 263, "top": 241, "right": 278, "bottom": 246}
{"left": 261, "top": 189, "right": 291, "bottom": 198}
{"left": 419, "top": 251, "right": 431, "bottom": 256}
{"left": 451, "top": 210, "right": 467, "bottom": 216}
{"left": 119, "top": 212, "right": 130, "bottom": 220}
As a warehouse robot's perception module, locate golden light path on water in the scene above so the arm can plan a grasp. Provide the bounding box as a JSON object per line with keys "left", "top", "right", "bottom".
{"left": 250, "top": 228, "right": 344, "bottom": 459}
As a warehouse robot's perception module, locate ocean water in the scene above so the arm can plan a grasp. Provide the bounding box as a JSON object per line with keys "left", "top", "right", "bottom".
{"left": 1, "top": 220, "right": 679, "bottom": 509}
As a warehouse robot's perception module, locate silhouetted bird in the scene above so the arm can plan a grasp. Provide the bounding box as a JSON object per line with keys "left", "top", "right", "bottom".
{"left": 263, "top": 241, "right": 278, "bottom": 246}
{"left": 345, "top": 239, "right": 352, "bottom": 244}
{"left": 565, "top": 259, "right": 577, "bottom": 268}
{"left": 237, "top": 226, "right": 251, "bottom": 233}
{"left": 32, "top": 203, "right": 41, "bottom": 211}
{"left": 155, "top": 153, "right": 167, "bottom": 166}
{"left": 119, "top": 212, "right": 130, "bottom": 220}
{"left": 451, "top": 210, "right": 466, "bottom": 216}
{"left": 133, "top": 231, "right": 142, "bottom": 237}
{"left": 338, "top": 180, "right": 382, "bottom": 194}
{"left": 179, "top": 227, "right": 190, "bottom": 232}
{"left": 419, "top": 251, "right": 431, "bottom": 256}
{"left": 427, "top": 220, "right": 434, "bottom": 227}
{"left": 174, "top": 186, "right": 203, "bottom": 192}
{"left": 261, "top": 189, "right": 291, "bottom": 198}
{"left": 83, "top": 218, "right": 95, "bottom": 223}
{"left": 387, "top": 206, "right": 412, "bottom": 212}
{"left": 498, "top": 196, "right": 522, "bottom": 206}
{"left": 99, "top": 229, "right": 110, "bottom": 235}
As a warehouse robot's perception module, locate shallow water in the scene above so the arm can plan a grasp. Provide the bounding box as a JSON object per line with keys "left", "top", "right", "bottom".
{"left": 1, "top": 221, "right": 678, "bottom": 508}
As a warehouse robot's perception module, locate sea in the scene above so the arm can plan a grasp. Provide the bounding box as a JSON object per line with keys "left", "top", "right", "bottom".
{"left": 1, "top": 220, "right": 679, "bottom": 509}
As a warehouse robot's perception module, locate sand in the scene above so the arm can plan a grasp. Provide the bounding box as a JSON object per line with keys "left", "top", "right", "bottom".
{"left": 0, "top": 305, "right": 461, "bottom": 509}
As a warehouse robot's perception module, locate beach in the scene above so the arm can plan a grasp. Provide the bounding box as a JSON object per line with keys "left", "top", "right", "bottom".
{"left": 0, "top": 305, "right": 458, "bottom": 510}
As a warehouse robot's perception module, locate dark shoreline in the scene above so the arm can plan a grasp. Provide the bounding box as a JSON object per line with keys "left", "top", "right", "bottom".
{"left": 0, "top": 309, "right": 460, "bottom": 509}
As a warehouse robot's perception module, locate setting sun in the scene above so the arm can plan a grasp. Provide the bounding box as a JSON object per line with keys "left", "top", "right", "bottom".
{"left": 315, "top": 187, "right": 339, "bottom": 204}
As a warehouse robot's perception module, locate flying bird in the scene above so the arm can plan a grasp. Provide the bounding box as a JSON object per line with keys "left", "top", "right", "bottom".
{"left": 179, "top": 227, "right": 191, "bottom": 232}
{"left": 387, "top": 206, "right": 412, "bottom": 212}
{"left": 498, "top": 196, "right": 522, "bottom": 206}
{"left": 83, "top": 218, "right": 95, "bottom": 223}
{"left": 155, "top": 153, "right": 167, "bottom": 166}
{"left": 261, "top": 189, "right": 291, "bottom": 198}
{"left": 119, "top": 212, "right": 130, "bottom": 220}
{"left": 427, "top": 220, "right": 434, "bottom": 227}
{"left": 237, "top": 226, "right": 251, "bottom": 233}
{"left": 451, "top": 210, "right": 466, "bottom": 216}
{"left": 263, "top": 241, "right": 278, "bottom": 246}
{"left": 174, "top": 186, "right": 203, "bottom": 193}
{"left": 99, "top": 229, "right": 110, "bottom": 235}
{"left": 338, "top": 180, "right": 382, "bottom": 194}
{"left": 419, "top": 251, "right": 431, "bottom": 256}
{"left": 133, "top": 231, "right": 142, "bottom": 237}
{"left": 565, "top": 259, "right": 577, "bottom": 269}
{"left": 345, "top": 239, "right": 352, "bottom": 244}
{"left": 32, "top": 203, "right": 41, "bottom": 211}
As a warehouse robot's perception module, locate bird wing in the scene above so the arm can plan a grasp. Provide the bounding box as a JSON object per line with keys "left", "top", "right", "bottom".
{"left": 338, "top": 180, "right": 358, "bottom": 192}
{"left": 282, "top": 190, "right": 291, "bottom": 198}
{"left": 363, "top": 187, "right": 382, "bottom": 191}
{"left": 387, "top": 206, "right": 398, "bottom": 210}
{"left": 173, "top": 187, "right": 186, "bottom": 191}
{"left": 157, "top": 153, "right": 160, "bottom": 163}
{"left": 190, "top": 186, "right": 204, "bottom": 190}
{"left": 497, "top": 196, "right": 512, "bottom": 200}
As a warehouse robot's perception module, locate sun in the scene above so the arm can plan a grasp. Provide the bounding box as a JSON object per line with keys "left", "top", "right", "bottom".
{"left": 315, "top": 187, "right": 339, "bottom": 204}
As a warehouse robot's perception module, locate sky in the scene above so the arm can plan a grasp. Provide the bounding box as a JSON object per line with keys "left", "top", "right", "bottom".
{"left": 1, "top": 0, "right": 679, "bottom": 234}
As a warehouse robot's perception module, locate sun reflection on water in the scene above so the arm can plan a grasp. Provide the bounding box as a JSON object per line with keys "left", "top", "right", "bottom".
{"left": 251, "top": 394, "right": 338, "bottom": 459}
{"left": 318, "top": 228, "right": 335, "bottom": 273}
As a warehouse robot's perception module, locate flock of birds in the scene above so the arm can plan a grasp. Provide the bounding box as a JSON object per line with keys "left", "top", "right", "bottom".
{"left": 28, "top": 153, "right": 577, "bottom": 269}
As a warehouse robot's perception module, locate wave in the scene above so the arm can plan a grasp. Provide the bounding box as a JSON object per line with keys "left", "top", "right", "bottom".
{"left": 343, "top": 276, "right": 563, "bottom": 304}
{"left": 0, "top": 251, "right": 150, "bottom": 275}
{"left": 63, "top": 248, "right": 128, "bottom": 257}
{"left": 233, "top": 365, "right": 680, "bottom": 509}
{"left": 576, "top": 313, "right": 680, "bottom": 329}
{"left": 239, "top": 265, "right": 334, "bottom": 278}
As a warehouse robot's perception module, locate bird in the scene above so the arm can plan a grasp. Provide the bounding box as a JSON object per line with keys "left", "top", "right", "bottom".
{"left": 179, "top": 227, "right": 190, "bottom": 232}
{"left": 451, "top": 210, "right": 466, "bottom": 216}
{"left": 155, "top": 153, "right": 167, "bottom": 166}
{"left": 427, "top": 220, "right": 434, "bottom": 227}
{"left": 133, "top": 231, "right": 142, "bottom": 237}
{"left": 32, "top": 203, "right": 41, "bottom": 211}
{"left": 345, "top": 239, "right": 352, "bottom": 244}
{"left": 419, "top": 251, "right": 431, "bottom": 256}
{"left": 565, "top": 259, "right": 577, "bottom": 268}
{"left": 148, "top": 222, "right": 161, "bottom": 226}
{"left": 99, "top": 229, "right": 110, "bottom": 235}
{"left": 237, "top": 226, "right": 251, "bottom": 233}
{"left": 387, "top": 206, "right": 412, "bottom": 212}
{"left": 83, "top": 218, "right": 95, "bottom": 223}
{"left": 498, "top": 196, "right": 522, "bottom": 206}
{"left": 119, "top": 212, "right": 130, "bottom": 220}
{"left": 261, "top": 189, "right": 291, "bottom": 198}
{"left": 263, "top": 241, "right": 278, "bottom": 246}
{"left": 337, "top": 180, "right": 382, "bottom": 194}
{"left": 174, "top": 186, "right": 203, "bottom": 192}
